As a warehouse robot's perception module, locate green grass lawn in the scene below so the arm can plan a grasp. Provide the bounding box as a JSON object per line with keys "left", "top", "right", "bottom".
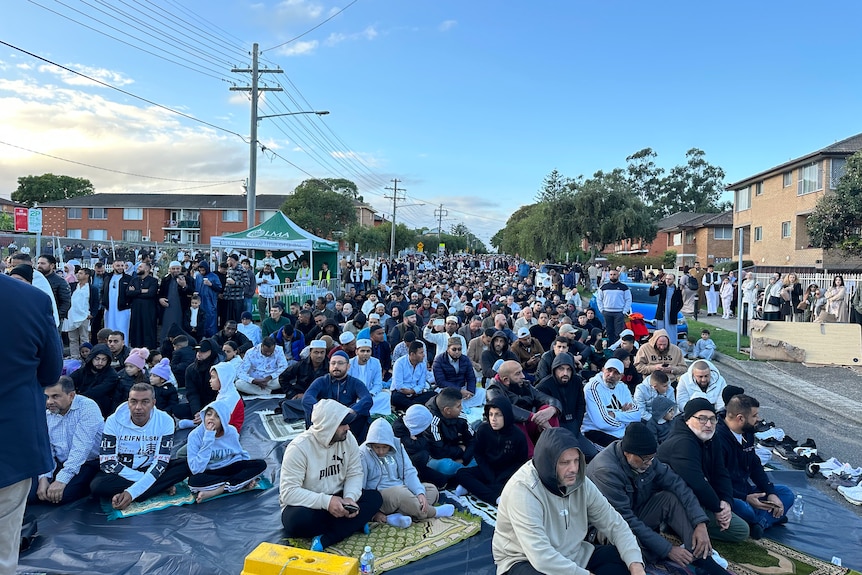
{"left": 686, "top": 319, "right": 750, "bottom": 360}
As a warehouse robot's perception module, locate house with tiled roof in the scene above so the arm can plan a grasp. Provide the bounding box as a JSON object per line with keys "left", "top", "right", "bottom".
{"left": 728, "top": 132, "right": 862, "bottom": 271}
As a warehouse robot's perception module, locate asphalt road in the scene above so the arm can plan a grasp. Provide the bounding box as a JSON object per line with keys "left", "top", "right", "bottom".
{"left": 718, "top": 358, "right": 862, "bottom": 518}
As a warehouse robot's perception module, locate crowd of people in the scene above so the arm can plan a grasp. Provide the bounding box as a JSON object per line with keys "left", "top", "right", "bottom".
{"left": 5, "top": 250, "right": 813, "bottom": 575}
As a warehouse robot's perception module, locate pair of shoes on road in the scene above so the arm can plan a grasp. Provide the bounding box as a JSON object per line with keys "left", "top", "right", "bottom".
{"left": 755, "top": 427, "right": 786, "bottom": 445}
{"left": 812, "top": 458, "right": 862, "bottom": 480}
{"left": 785, "top": 439, "right": 823, "bottom": 469}
{"left": 828, "top": 473, "right": 859, "bottom": 489}
{"left": 754, "top": 420, "right": 775, "bottom": 433}
{"left": 837, "top": 481, "right": 862, "bottom": 505}
{"left": 770, "top": 436, "right": 798, "bottom": 459}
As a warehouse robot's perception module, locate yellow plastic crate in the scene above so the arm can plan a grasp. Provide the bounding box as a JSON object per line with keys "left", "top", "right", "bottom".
{"left": 241, "top": 543, "right": 359, "bottom": 575}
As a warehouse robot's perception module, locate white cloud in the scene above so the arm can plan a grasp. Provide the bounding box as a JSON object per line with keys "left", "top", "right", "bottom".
{"left": 439, "top": 20, "right": 457, "bottom": 32}
{"left": 325, "top": 26, "right": 378, "bottom": 47}
{"left": 37, "top": 64, "right": 134, "bottom": 87}
{"left": 16, "top": 63, "right": 33, "bottom": 70}
{"left": 277, "top": 40, "right": 318, "bottom": 57}
{"left": 275, "top": 0, "right": 323, "bottom": 20}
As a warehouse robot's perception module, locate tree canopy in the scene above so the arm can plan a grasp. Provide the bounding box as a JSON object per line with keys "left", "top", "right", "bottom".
{"left": 491, "top": 147, "right": 727, "bottom": 260}
{"left": 293, "top": 178, "right": 363, "bottom": 202}
{"left": 12, "top": 173, "right": 95, "bottom": 207}
{"left": 807, "top": 151, "right": 862, "bottom": 254}
{"left": 280, "top": 178, "right": 358, "bottom": 238}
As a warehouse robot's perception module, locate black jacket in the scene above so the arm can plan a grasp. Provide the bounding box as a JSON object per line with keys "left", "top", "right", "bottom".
{"left": 278, "top": 356, "right": 329, "bottom": 398}
{"left": 480, "top": 331, "right": 518, "bottom": 378}
{"left": 70, "top": 343, "right": 119, "bottom": 417}
{"left": 715, "top": 418, "right": 776, "bottom": 500}
{"left": 486, "top": 376, "right": 562, "bottom": 424}
{"left": 470, "top": 395, "right": 527, "bottom": 483}
{"left": 45, "top": 270, "right": 72, "bottom": 320}
{"left": 657, "top": 417, "right": 733, "bottom": 513}
{"left": 586, "top": 441, "right": 708, "bottom": 561}
{"left": 423, "top": 395, "right": 475, "bottom": 464}
{"left": 101, "top": 272, "right": 132, "bottom": 312}
{"left": 212, "top": 329, "right": 253, "bottom": 354}
{"left": 184, "top": 350, "right": 220, "bottom": 415}
{"left": 649, "top": 282, "right": 683, "bottom": 325}
{"left": 536, "top": 353, "right": 585, "bottom": 436}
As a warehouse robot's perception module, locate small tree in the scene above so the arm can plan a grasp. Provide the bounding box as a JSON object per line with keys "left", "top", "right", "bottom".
{"left": 12, "top": 173, "right": 95, "bottom": 207}
{"left": 807, "top": 152, "right": 862, "bottom": 254}
{"left": 662, "top": 250, "right": 677, "bottom": 268}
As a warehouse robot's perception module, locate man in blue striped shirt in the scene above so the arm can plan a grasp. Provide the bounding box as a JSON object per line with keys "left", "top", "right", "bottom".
{"left": 32, "top": 377, "right": 104, "bottom": 505}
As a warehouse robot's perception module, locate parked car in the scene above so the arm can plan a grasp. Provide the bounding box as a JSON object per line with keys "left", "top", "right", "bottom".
{"left": 589, "top": 282, "right": 688, "bottom": 340}
{"left": 535, "top": 263, "right": 567, "bottom": 288}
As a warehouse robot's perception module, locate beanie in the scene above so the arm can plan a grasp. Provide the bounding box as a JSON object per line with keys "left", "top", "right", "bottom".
{"left": 124, "top": 347, "right": 150, "bottom": 371}
{"left": 150, "top": 358, "right": 173, "bottom": 382}
{"left": 404, "top": 310, "right": 417, "bottom": 317}
{"left": 332, "top": 350, "right": 350, "bottom": 362}
{"left": 403, "top": 404, "right": 433, "bottom": 436}
{"left": 722, "top": 384, "right": 745, "bottom": 406}
{"left": 9, "top": 264, "right": 33, "bottom": 283}
{"left": 620, "top": 421, "right": 658, "bottom": 456}
{"left": 683, "top": 397, "right": 716, "bottom": 421}
{"left": 612, "top": 348, "right": 631, "bottom": 361}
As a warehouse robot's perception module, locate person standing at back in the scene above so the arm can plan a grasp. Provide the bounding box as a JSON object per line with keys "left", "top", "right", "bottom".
{"left": 0, "top": 274, "right": 64, "bottom": 574}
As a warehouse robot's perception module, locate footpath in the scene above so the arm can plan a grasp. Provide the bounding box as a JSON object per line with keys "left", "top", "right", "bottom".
{"left": 694, "top": 314, "right": 862, "bottom": 426}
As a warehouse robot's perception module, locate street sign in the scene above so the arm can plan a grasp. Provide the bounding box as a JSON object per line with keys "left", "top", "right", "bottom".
{"left": 417, "top": 242, "right": 424, "bottom": 252}
{"left": 14, "top": 207, "right": 28, "bottom": 232}
{"left": 28, "top": 208, "right": 43, "bottom": 233}
{"left": 438, "top": 242, "right": 445, "bottom": 254}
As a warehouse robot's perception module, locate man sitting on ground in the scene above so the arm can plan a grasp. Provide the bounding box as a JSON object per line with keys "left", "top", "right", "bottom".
{"left": 212, "top": 320, "right": 253, "bottom": 354}
{"left": 634, "top": 329, "right": 687, "bottom": 381}
{"left": 90, "top": 383, "right": 190, "bottom": 510}
{"left": 279, "top": 399, "right": 383, "bottom": 552}
{"left": 302, "top": 350, "right": 372, "bottom": 442}
{"left": 587, "top": 423, "right": 727, "bottom": 575}
{"left": 486, "top": 360, "right": 561, "bottom": 456}
{"left": 676, "top": 360, "right": 728, "bottom": 414}
{"left": 493, "top": 427, "right": 645, "bottom": 575}
{"left": 536, "top": 352, "right": 596, "bottom": 461}
{"left": 391, "top": 341, "right": 437, "bottom": 412}
{"left": 432, "top": 337, "right": 485, "bottom": 411}
{"left": 235, "top": 337, "right": 288, "bottom": 396}
{"left": 657, "top": 398, "right": 749, "bottom": 542}
{"left": 32, "top": 377, "right": 104, "bottom": 505}
{"left": 582, "top": 358, "right": 641, "bottom": 448}
{"left": 716, "top": 394, "right": 794, "bottom": 539}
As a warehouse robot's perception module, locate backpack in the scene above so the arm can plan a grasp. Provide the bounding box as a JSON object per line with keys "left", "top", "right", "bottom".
{"left": 687, "top": 275, "right": 699, "bottom": 291}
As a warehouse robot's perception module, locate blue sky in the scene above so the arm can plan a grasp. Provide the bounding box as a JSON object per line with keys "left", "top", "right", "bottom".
{"left": 2, "top": 0, "right": 862, "bottom": 247}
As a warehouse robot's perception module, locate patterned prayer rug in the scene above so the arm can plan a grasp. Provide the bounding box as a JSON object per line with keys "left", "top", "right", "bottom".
{"left": 285, "top": 512, "right": 481, "bottom": 573}
{"left": 442, "top": 490, "right": 498, "bottom": 526}
{"left": 716, "top": 538, "right": 852, "bottom": 575}
{"left": 102, "top": 477, "right": 273, "bottom": 520}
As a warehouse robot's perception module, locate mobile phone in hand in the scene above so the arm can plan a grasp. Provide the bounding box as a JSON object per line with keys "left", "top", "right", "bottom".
{"left": 343, "top": 503, "right": 359, "bottom": 513}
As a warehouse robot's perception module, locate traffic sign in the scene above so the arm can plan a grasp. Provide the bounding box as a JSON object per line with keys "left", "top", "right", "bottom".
{"left": 14, "top": 208, "right": 28, "bottom": 232}
{"left": 28, "top": 208, "right": 43, "bottom": 233}
{"left": 417, "top": 242, "right": 424, "bottom": 252}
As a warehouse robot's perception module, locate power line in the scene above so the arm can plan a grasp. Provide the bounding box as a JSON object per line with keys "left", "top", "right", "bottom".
{"left": 0, "top": 40, "right": 247, "bottom": 140}
{"left": 262, "top": 0, "right": 361, "bottom": 53}
{"left": 0, "top": 140, "right": 244, "bottom": 183}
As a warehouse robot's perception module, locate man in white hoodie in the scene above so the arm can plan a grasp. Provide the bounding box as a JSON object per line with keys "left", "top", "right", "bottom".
{"left": 279, "top": 399, "right": 383, "bottom": 552}
{"left": 90, "top": 383, "right": 190, "bottom": 510}
{"left": 676, "top": 360, "right": 728, "bottom": 414}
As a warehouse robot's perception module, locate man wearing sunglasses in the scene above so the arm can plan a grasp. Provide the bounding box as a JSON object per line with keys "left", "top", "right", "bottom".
{"left": 658, "top": 398, "right": 750, "bottom": 542}
{"left": 587, "top": 422, "right": 728, "bottom": 575}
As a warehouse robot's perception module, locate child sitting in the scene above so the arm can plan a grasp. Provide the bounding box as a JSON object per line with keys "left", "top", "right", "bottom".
{"left": 148, "top": 358, "right": 180, "bottom": 416}
{"left": 424, "top": 387, "right": 476, "bottom": 479}
{"left": 208, "top": 361, "right": 245, "bottom": 432}
{"left": 360, "top": 419, "right": 454, "bottom": 528}
{"left": 453, "top": 395, "right": 527, "bottom": 505}
{"left": 113, "top": 347, "right": 150, "bottom": 409}
{"left": 392, "top": 404, "right": 448, "bottom": 488}
{"left": 633, "top": 370, "right": 676, "bottom": 423}
{"left": 689, "top": 329, "right": 716, "bottom": 361}
{"left": 187, "top": 399, "right": 266, "bottom": 503}
{"left": 646, "top": 395, "right": 676, "bottom": 444}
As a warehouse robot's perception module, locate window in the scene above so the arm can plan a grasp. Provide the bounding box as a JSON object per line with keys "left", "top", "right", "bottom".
{"left": 831, "top": 158, "right": 847, "bottom": 189}
{"left": 222, "top": 210, "right": 243, "bottom": 222}
{"left": 259, "top": 210, "right": 277, "bottom": 221}
{"left": 781, "top": 221, "right": 791, "bottom": 238}
{"left": 685, "top": 231, "right": 696, "bottom": 244}
{"left": 122, "top": 230, "right": 143, "bottom": 242}
{"left": 755, "top": 182, "right": 763, "bottom": 196}
{"left": 672, "top": 232, "right": 682, "bottom": 246}
{"left": 67, "top": 208, "right": 82, "bottom": 219}
{"left": 735, "top": 186, "right": 751, "bottom": 211}
{"left": 714, "top": 227, "right": 733, "bottom": 240}
{"left": 797, "top": 162, "right": 822, "bottom": 195}
{"left": 88, "top": 208, "right": 108, "bottom": 220}
{"left": 67, "top": 229, "right": 82, "bottom": 239}
{"left": 88, "top": 229, "right": 108, "bottom": 240}
{"left": 783, "top": 172, "right": 792, "bottom": 187}
{"left": 123, "top": 208, "right": 143, "bottom": 220}
{"left": 754, "top": 226, "right": 763, "bottom": 242}
{"left": 186, "top": 231, "right": 200, "bottom": 244}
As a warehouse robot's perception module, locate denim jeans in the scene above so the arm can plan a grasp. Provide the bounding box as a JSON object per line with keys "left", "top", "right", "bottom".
{"left": 732, "top": 484, "right": 795, "bottom": 529}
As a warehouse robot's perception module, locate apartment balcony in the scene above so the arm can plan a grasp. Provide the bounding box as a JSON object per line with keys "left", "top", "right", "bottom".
{"left": 163, "top": 220, "right": 200, "bottom": 230}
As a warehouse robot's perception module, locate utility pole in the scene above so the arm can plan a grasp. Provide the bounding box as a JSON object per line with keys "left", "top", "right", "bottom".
{"left": 384, "top": 179, "right": 405, "bottom": 260}
{"left": 230, "top": 43, "right": 282, "bottom": 228}
{"left": 434, "top": 204, "right": 448, "bottom": 243}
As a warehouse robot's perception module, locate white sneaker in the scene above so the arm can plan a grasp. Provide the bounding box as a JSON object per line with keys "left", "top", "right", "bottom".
{"left": 818, "top": 457, "right": 845, "bottom": 478}
{"left": 755, "top": 428, "right": 785, "bottom": 441}
{"left": 837, "top": 483, "right": 862, "bottom": 505}
{"left": 712, "top": 549, "right": 729, "bottom": 569}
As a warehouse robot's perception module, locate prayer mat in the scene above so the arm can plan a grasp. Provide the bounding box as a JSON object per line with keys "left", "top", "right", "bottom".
{"left": 258, "top": 410, "right": 307, "bottom": 442}
{"left": 715, "top": 538, "right": 853, "bottom": 575}
{"left": 286, "top": 511, "right": 481, "bottom": 573}
{"left": 102, "top": 477, "right": 272, "bottom": 520}
{"left": 443, "top": 489, "right": 498, "bottom": 526}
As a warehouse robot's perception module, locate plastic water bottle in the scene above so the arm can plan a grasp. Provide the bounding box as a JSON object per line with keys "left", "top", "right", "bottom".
{"left": 360, "top": 546, "right": 375, "bottom": 574}
{"left": 792, "top": 494, "right": 804, "bottom": 520}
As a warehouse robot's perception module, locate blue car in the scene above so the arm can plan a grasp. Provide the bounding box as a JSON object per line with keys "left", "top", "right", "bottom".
{"left": 589, "top": 282, "right": 688, "bottom": 340}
